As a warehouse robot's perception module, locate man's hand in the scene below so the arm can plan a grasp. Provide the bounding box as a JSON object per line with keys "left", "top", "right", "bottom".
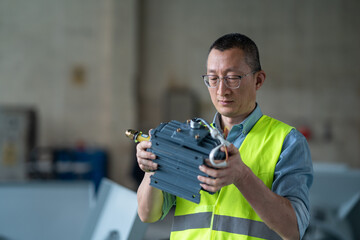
{"left": 136, "top": 140, "right": 158, "bottom": 172}
{"left": 198, "top": 144, "right": 246, "bottom": 192}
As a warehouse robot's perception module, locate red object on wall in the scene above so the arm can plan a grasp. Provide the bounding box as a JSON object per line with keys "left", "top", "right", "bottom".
{"left": 298, "top": 126, "right": 312, "bottom": 140}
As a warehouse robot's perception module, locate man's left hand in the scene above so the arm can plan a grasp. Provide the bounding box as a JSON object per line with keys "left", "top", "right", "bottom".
{"left": 198, "top": 144, "right": 246, "bottom": 192}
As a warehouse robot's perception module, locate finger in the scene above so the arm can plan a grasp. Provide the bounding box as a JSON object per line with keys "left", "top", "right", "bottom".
{"left": 199, "top": 164, "right": 227, "bottom": 178}
{"left": 138, "top": 157, "right": 158, "bottom": 172}
{"left": 203, "top": 158, "right": 227, "bottom": 169}
{"left": 138, "top": 156, "right": 158, "bottom": 166}
{"left": 137, "top": 150, "right": 156, "bottom": 161}
{"left": 136, "top": 142, "right": 156, "bottom": 160}
{"left": 198, "top": 175, "right": 223, "bottom": 192}
{"left": 148, "top": 129, "right": 153, "bottom": 137}
{"left": 200, "top": 183, "right": 220, "bottom": 193}
{"left": 197, "top": 173, "right": 225, "bottom": 186}
{"left": 137, "top": 140, "right": 152, "bottom": 151}
{"left": 139, "top": 163, "right": 157, "bottom": 172}
{"left": 226, "top": 143, "right": 239, "bottom": 155}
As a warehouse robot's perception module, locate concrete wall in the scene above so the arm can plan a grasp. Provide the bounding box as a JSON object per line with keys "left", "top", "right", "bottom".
{"left": 139, "top": 0, "right": 360, "bottom": 168}
{"left": 0, "top": 0, "right": 359, "bottom": 188}
{"left": 0, "top": 0, "right": 138, "bottom": 188}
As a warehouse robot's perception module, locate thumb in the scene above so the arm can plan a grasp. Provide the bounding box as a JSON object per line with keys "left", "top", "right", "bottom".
{"left": 226, "top": 143, "right": 239, "bottom": 155}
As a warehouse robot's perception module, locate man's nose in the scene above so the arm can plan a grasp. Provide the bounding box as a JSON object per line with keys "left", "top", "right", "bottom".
{"left": 217, "top": 78, "right": 229, "bottom": 95}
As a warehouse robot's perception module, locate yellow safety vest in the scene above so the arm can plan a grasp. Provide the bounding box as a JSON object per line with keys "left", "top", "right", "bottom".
{"left": 170, "top": 115, "right": 294, "bottom": 240}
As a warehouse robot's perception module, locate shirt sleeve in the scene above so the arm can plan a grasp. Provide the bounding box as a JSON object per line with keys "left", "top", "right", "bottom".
{"left": 160, "top": 191, "right": 176, "bottom": 220}
{"left": 272, "top": 129, "right": 313, "bottom": 239}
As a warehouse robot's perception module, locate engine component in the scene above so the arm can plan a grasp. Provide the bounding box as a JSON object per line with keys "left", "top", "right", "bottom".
{"left": 126, "top": 118, "right": 229, "bottom": 203}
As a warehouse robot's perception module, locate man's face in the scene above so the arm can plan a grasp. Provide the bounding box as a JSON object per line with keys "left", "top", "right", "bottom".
{"left": 206, "top": 48, "right": 259, "bottom": 123}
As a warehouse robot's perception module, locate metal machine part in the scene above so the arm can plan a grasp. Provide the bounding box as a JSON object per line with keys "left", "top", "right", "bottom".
{"left": 193, "top": 118, "right": 231, "bottom": 168}
{"left": 126, "top": 118, "right": 228, "bottom": 203}
{"left": 125, "top": 129, "right": 150, "bottom": 143}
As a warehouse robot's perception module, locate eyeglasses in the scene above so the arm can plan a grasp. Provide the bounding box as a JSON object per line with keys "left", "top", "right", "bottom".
{"left": 202, "top": 71, "right": 256, "bottom": 89}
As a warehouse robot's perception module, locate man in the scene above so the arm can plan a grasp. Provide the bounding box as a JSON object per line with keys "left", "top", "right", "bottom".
{"left": 136, "top": 33, "right": 313, "bottom": 240}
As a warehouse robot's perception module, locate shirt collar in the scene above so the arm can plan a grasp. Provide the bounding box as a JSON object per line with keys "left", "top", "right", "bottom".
{"left": 213, "top": 104, "right": 263, "bottom": 135}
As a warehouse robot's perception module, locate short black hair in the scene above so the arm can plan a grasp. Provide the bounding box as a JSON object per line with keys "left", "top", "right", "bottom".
{"left": 209, "top": 33, "right": 262, "bottom": 72}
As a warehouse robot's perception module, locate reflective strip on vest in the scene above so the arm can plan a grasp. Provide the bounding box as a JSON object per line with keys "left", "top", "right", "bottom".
{"left": 172, "top": 213, "right": 282, "bottom": 240}
{"left": 172, "top": 212, "right": 212, "bottom": 231}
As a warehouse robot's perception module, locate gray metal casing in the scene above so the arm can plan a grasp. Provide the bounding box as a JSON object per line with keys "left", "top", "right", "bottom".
{"left": 148, "top": 120, "right": 225, "bottom": 204}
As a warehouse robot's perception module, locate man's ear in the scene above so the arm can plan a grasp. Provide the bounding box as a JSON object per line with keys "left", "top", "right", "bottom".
{"left": 255, "top": 70, "right": 266, "bottom": 90}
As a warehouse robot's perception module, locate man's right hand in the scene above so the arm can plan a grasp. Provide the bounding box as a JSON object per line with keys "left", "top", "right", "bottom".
{"left": 136, "top": 140, "right": 158, "bottom": 172}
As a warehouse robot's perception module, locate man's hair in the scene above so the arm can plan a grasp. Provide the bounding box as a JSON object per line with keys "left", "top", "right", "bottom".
{"left": 209, "top": 33, "right": 262, "bottom": 72}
